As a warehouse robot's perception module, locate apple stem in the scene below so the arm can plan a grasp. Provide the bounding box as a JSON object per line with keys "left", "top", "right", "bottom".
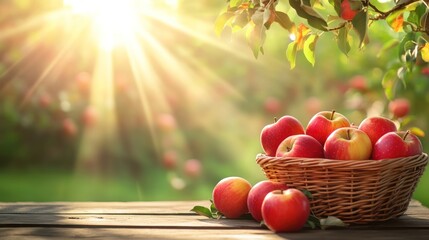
{"left": 403, "top": 130, "right": 410, "bottom": 140}
{"left": 347, "top": 128, "right": 351, "bottom": 140}
{"left": 330, "top": 110, "right": 336, "bottom": 120}
{"left": 274, "top": 117, "right": 277, "bottom": 123}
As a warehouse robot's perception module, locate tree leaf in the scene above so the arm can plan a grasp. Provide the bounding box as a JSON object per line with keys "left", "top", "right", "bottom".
{"left": 286, "top": 41, "right": 298, "bottom": 69}
{"left": 214, "top": 12, "right": 235, "bottom": 36}
{"left": 300, "top": 189, "right": 313, "bottom": 199}
{"left": 304, "top": 34, "right": 318, "bottom": 66}
{"left": 289, "top": 0, "right": 327, "bottom": 31}
{"left": 398, "top": 32, "right": 416, "bottom": 61}
{"left": 190, "top": 206, "right": 214, "bottom": 218}
{"left": 274, "top": 11, "right": 295, "bottom": 32}
{"left": 351, "top": 10, "right": 368, "bottom": 48}
{"left": 337, "top": 26, "right": 350, "bottom": 56}
{"left": 246, "top": 22, "right": 266, "bottom": 58}
{"left": 420, "top": 11, "right": 429, "bottom": 34}
{"left": 319, "top": 216, "right": 349, "bottom": 230}
{"left": 421, "top": 43, "right": 429, "bottom": 62}
{"left": 382, "top": 69, "right": 397, "bottom": 100}
{"left": 409, "top": 127, "right": 425, "bottom": 137}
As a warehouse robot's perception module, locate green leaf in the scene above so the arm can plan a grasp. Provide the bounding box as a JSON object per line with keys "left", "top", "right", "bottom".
{"left": 337, "top": 26, "right": 350, "bottom": 56}
{"left": 232, "top": 10, "right": 249, "bottom": 29}
{"left": 304, "top": 34, "right": 318, "bottom": 66}
{"left": 191, "top": 206, "right": 214, "bottom": 218}
{"left": 319, "top": 216, "right": 349, "bottom": 230}
{"left": 274, "top": 11, "right": 295, "bottom": 32}
{"left": 301, "top": 189, "right": 313, "bottom": 200}
{"left": 329, "top": 0, "right": 341, "bottom": 16}
{"left": 286, "top": 41, "right": 298, "bottom": 69}
{"left": 410, "top": 127, "right": 425, "bottom": 137}
{"left": 420, "top": 11, "right": 429, "bottom": 34}
{"left": 246, "top": 22, "right": 266, "bottom": 58}
{"left": 289, "top": 0, "right": 327, "bottom": 31}
{"left": 382, "top": 69, "right": 397, "bottom": 100}
{"left": 351, "top": 10, "right": 368, "bottom": 48}
{"left": 214, "top": 12, "right": 235, "bottom": 36}
{"left": 398, "top": 32, "right": 416, "bottom": 61}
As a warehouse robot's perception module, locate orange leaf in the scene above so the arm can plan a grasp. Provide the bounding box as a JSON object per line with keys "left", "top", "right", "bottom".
{"left": 391, "top": 14, "right": 404, "bottom": 32}
{"left": 295, "top": 24, "right": 310, "bottom": 49}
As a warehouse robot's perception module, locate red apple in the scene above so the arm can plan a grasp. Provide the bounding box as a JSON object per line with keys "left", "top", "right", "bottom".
{"left": 276, "top": 134, "right": 324, "bottom": 158}
{"left": 261, "top": 189, "right": 310, "bottom": 233}
{"left": 388, "top": 98, "right": 410, "bottom": 118}
{"left": 372, "top": 131, "right": 423, "bottom": 160}
{"left": 358, "top": 116, "right": 397, "bottom": 146}
{"left": 306, "top": 110, "right": 351, "bottom": 145}
{"left": 247, "top": 180, "right": 288, "bottom": 222}
{"left": 264, "top": 97, "right": 282, "bottom": 114}
{"left": 260, "top": 116, "right": 305, "bottom": 157}
{"left": 162, "top": 150, "right": 177, "bottom": 169}
{"left": 62, "top": 118, "right": 77, "bottom": 138}
{"left": 184, "top": 159, "right": 202, "bottom": 178}
{"left": 324, "top": 127, "right": 372, "bottom": 160}
{"left": 82, "top": 106, "right": 99, "bottom": 128}
{"left": 212, "top": 177, "right": 252, "bottom": 219}
{"left": 157, "top": 113, "right": 177, "bottom": 132}
{"left": 340, "top": 0, "right": 359, "bottom": 21}
{"left": 349, "top": 75, "right": 368, "bottom": 92}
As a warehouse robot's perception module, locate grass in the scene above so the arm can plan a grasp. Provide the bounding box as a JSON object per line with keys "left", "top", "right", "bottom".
{"left": 0, "top": 168, "right": 211, "bottom": 202}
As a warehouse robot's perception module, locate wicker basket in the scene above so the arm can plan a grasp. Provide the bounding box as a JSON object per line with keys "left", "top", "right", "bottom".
{"left": 256, "top": 153, "right": 428, "bottom": 224}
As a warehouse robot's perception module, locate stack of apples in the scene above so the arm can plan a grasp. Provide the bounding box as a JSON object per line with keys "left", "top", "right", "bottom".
{"left": 260, "top": 110, "right": 423, "bottom": 160}
{"left": 212, "top": 176, "right": 309, "bottom": 233}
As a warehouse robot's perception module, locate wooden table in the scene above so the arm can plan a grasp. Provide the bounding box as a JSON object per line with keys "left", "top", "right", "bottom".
{"left": 1, "top": 200, "right": 429, "bottom": 239}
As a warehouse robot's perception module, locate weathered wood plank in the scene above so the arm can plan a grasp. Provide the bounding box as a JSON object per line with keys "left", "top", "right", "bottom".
{"left": 1, "top": 212, "right": 429, "bottom": 229}
{"left": 1, "top": 227, "right": 429, "bottom": 240}
{"left": 0, "top": 201, "right": 207, "bottom": 214}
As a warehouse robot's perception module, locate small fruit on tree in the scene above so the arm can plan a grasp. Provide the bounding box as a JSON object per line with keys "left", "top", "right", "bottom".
{"left": 388, "top": 98, "right": 410, "bottom": 118}
{"left": 276, "top": 134, "right": 324, "bottom": 158}
{"left": 261, "top": 189, "right": 310, "bottom": 232}
{"left": 340, "top": 0, "right": 360, "bottom": 21}
{"left": 264, "top": 97, "right": 282, "bottom": 115}
{"left": 260, "top": 115, "right": 305, "bottom": 156}
{"left": 324, "top": 127, "right": 372, "bottom": 160}
{"left": 306, "top": 110, "right": 351, "bottom": 145}
{"left": 212, "top": 177, "right": 252, "bottom": 219}
{"left": 372, "top": 131, "right": 423, "bottom": 160}
{"left": 184, "top": 159, "right": 202, "bottom": 178}
{"left": 358, "top": 116, "right": 397, "bottom": 146}
{"left": 247, "top": 180, "right": 288, "bottom": 222}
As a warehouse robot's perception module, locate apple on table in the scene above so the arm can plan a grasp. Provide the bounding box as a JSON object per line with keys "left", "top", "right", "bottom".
{"left": 212, "top": 176, "right": 252, "bottom": 219}
{"left": 261, "top": 189, "right": 310, "bottom": 232}
{"left": 247, "top": 180, "right": 288, "bottom": 222}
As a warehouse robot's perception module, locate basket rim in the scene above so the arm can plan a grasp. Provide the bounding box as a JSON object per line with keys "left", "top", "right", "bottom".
{"left": 256, "top": 152, "right": 428, "bottom": 168}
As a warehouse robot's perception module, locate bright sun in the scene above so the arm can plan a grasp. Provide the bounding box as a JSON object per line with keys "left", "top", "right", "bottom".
{"left": 63, "top": 0, "right": 178, "bottom": 50}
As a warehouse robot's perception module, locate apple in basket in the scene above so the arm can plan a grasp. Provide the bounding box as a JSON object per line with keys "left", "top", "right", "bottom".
{"left": 372, "top": 130, "right": 423, "bottom": 160}
{"left": 260, "top": 115, "right": 305, "bottom": 156}
{"left": 276, "top": 134, "right": 324, "bottom": 158}
{"left": 358, "top": 116, "right": 397, "bottom": 147}
{"left": 261, "top": 189, "right": 310, "bottom": 232}
{"left": 306, "top": 110, "right": 351, "bottom": 145}
{"left": 324, "top": 127, "right": 372, "bottom": 160}
{"left": 212, "top": 177, "right": 252, "bottom": 218}
{"left": 247, "top": 180, "right": 288, "bottom": 222}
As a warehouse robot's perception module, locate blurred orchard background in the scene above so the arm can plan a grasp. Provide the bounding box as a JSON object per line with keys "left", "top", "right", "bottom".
{"left": 0, "top": 0, "right": 429, "bottom": 205}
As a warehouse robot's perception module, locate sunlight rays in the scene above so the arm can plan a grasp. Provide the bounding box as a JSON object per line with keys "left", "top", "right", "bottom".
{"left": 0, "top": 0, "right": 264, "bottom": 176}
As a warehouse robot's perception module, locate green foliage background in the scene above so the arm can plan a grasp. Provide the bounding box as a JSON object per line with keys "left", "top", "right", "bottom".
{"left": 0, "top": 0, "right": 428, "bottom": 207}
